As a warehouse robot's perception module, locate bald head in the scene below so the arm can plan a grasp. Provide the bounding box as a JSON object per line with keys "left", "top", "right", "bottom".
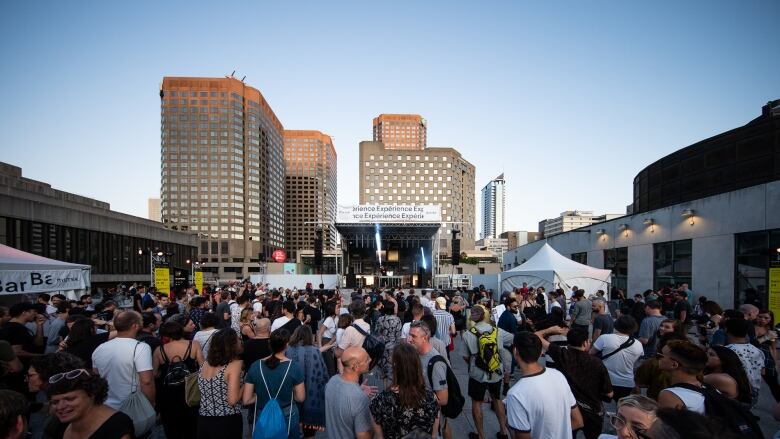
{"left": 341, "top": 346, "right": 368, "bottom": 369}
{"left": 255, "top": 317, "right": 271, "bottom": 335}
{"left": 114, "top": 310, "right": 142, "bottom": 332}
{"left": 739, "top": 304, "right": 759, "bottom": 320}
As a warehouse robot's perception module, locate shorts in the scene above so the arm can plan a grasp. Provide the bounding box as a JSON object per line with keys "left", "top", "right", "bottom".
{"left": 468, "top": 377, "right": 502, "bottom": 401}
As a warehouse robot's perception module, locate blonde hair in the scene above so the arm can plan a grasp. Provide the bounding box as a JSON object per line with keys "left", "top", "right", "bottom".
{"left": 617, "top": 394, "right": 658, "bottom": 418}
{"left": 240, "top": 308, "right": 254, "bottom": 324}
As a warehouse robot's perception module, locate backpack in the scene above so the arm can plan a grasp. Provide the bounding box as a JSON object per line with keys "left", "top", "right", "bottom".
{"left": 160, "top": 341, "right": 192, "bottom": 387}
{"left": 351, "top": 324, "right": 385, "bottom": 369}
{"left": 673, "top": 383, "right": 764, "bottom": 439}
{"left": 253, "top": 361, "right": 293, "bottom": 439}
{"left": 426, "top": 355, "right": 465, "bottom": 418}
{"left": 469, "top": 326, "right": 502, "bottom": 375}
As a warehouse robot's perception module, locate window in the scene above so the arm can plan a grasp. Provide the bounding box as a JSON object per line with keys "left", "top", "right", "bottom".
{"left": 735, "top": 229, "right": 780, "bottom": 308}
{"left": 653, "top": 239, "right": 692, "bottom": 290}
{"left": 571, "top": 252, "right": 587, "bottom": 265}
{"left": 604, "top": 247, "right": 628, "bottom": 291}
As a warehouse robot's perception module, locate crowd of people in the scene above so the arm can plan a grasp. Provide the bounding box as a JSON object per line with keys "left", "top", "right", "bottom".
{"left": 0, "top": 282, "right": 777, "bottom": 439}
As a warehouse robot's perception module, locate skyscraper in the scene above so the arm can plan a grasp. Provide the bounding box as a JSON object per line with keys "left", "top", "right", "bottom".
{"left": 359, "top": 133, "right": 476, "bottom": 253}
{"left": 480, "top": 173, "right": 505, "bottom": 239}
{"left": 372, "top": 114, "right": 427, "bottom": 150}
{"left": 147, "top": 198, "right": 161, "bottom": 222}
{"left": 283, "top": 130, "right": 337, "bottom": 261}
{"left": 159, "top": 76, "right": 285, "bottom": 278}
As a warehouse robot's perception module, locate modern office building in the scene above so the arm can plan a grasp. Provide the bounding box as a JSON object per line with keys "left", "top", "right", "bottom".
{"left": 500, "top": 231, "right": 540, "bottom": 250}
{"left": 372, "top": 114, "right": 427, "bottom": 150}
{"left": 359, "top": 138, "right": 476, "bottom": 254}
{"left": 147, "top": 198, "right": 161, "bottom": 222}
{"left": 159, "top": 77, "right": 285, "bottom": 279}
{"left": 0, "top": 162, "right": 197, "bottom": 291}
{"left": 480, "top": 173, "right": 505, "bottom": 239}
{"left": 475, "top": 237, "right": 508, "bottom": 260}
{"left": 283, "top": 130, "right": 338, "bottom": 261}
{"left": 539, "top": 210, "right": 623, "bottom": 237}
{"left": 504, "top": 99, "right": 780, "bottom": 309}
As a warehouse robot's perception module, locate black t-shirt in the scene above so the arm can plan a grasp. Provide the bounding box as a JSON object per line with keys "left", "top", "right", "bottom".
{"left": 66, "top": 332, "right": 109, "bottom": 369}
{"left": 215, "top": 301, "right": 232, "bottom": 328}
{"left": 0, "top": 321, "right": 37, "bottom": 354}
{"left": 305, "top": 305, "right": 321, "bottom": 333}
{"left": 279, "top": 318, "right": 302, "bottom": 335}
{"left": 52, "top": 411, "right": 134, "bottom": 439}
{"left": 546, "top": 343, "right": 613, "bottom": 412}
{"left": 242, "top": 338, "right": 271, "bottom": 370}
{"left": 673, "top": 300, "right": 693, "bottom": 322}
{"left": 136, "top": 331, "right": 161, "bottom": 353}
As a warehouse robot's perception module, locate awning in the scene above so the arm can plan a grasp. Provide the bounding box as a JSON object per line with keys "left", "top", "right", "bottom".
{"left": 0, "top": 244, "right": 91, "bottom": 295}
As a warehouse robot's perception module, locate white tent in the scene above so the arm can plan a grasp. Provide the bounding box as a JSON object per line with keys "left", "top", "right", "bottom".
{"left": 500, "top": 243, "right": 611, "bottom": 297}
{"left": 0, "top": 244, "right": 90, "bottom": 296}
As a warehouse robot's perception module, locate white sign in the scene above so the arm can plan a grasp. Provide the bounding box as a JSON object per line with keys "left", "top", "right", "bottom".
{"left": 0, "top": 269, "right": 89, "bottom": 294}
{"left": 337, "top": 204, "right": 442, "bottom": 223}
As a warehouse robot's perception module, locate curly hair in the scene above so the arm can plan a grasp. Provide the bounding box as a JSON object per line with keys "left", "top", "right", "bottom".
{"left": 46, "top": 371, "right": 109, "bottom": 404}
{"left": 30, "top": 353, "right": 85, "bottom": 383}
{"left": 206, "top": 328, "right": 241, "bottom": 367}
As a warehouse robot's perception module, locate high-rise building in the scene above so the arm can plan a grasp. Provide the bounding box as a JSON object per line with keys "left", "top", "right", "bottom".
{"left": 372, "top": 114, "right": 427, "bottom": 150}
{"left": 283, "top": 130, "right": 337, "bottom": 261}
{"left": 147, "top": 198, "right": 161, "bottom": 222}
{"left": 359, "top": 139, "right": 476, "bottom": 253}
{"left": 159, "top": 77, "right": 285, "bottom": 279}
{"left": 480, "top": 173, "right": 505, "bottom": 239}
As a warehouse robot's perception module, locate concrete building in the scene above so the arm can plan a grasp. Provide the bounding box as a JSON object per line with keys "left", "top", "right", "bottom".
{"left": 159, "top": 77, "right": 285, "bottom": 279}
{"left": 359, "top": 138, "right": 476, "bottom": 254}
{"left": 480, "top": 173, "right": 505, "bottom": 239}
{"left": 147, "top": 198, "right": 161, "bottom": 222}
{"left": 504, "top": 99, "right": 780, "bottom": 309}
{"left": 0, "top": 162, "right": 197, "bottom": 290}
{"left": 475, "top": 237, "right": 509, "bottom": 261}
{"left": 500, "top": 231, "right": 539, "bottom": 250}
{"left": 372, "top": 114, "right": 427, "bottom": 150}
{"left": 283, "top": 130, "right": 337, "bottom": 261}
{"left": 539, "top": 210, "right": 623, "bottom": 237}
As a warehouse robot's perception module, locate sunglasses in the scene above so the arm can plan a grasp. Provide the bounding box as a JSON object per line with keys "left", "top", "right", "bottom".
{"left": 48, "top": 368, "right": 91, "bottom": 384}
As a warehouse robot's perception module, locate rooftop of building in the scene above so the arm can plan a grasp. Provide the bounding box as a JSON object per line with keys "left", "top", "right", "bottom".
{"left": 372, "top": 114, "right": 424, "bottom": 124}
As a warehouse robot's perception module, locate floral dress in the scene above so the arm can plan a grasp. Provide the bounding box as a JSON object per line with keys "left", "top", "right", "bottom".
{"left": 369, "top": 388, "right": 438, "bottom": 439}
{"left": 374, "top": 315, "right": 402, "bottom": 379}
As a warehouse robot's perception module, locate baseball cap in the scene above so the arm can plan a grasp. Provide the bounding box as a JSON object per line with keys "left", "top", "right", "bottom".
{"left": 435, "top": 297, "right": 447, "bottom": 309}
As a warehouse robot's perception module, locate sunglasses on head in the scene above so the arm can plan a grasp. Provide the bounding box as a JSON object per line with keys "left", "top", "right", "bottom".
{"left": 48, "top": 368, "right": 91, "bottom": 384}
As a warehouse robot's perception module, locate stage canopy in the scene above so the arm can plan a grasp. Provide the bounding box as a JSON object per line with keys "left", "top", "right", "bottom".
{"left": 335, "top": 222, "right": 441, "bottom": 249}
{"left": 0, "top": 244, "right": 91, "bottom": 295}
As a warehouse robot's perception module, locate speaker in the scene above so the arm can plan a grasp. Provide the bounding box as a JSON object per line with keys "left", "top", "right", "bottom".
{"left": 346, "top": 272, "right": 357, "bottom": 288}
{"left": 418, "top": 267, "right": 428, "bottom": 288}
{"left": 451, "top": 239, "right": 461, "bottom": 265}
{"left": 313, "top": 238, "right": 323, "bottom": 266}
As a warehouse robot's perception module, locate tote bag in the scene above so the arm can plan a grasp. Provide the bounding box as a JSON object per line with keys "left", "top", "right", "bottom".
{"left": 118, "top": 342, "right": 157, "bottom": 437}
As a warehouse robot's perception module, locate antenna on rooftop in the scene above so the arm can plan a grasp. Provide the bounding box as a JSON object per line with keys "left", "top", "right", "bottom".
{"left": 241, "top": 76, "right": 246, "bottom": 82}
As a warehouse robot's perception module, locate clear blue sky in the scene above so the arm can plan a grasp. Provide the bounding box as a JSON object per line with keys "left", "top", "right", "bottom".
{"left": 1, "top": 1, "right": 778, "bottom": 233}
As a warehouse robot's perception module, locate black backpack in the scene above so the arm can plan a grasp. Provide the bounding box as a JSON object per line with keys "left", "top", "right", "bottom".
{"left": 161, "top": 341, "right": 193, "bottom": 387}
{"left": 426, "top": 354, "right": 465, "bottom": 418}
{"left": 673, "top": 383, "right": 764, "bottom": 439}
{"left": 351, "top": 324, "right": 385, "bottom": 370}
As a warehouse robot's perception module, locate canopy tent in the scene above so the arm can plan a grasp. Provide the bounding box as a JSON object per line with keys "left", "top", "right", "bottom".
{"left": 500, "top": 243, "right": 611, "bottom": 297}
{"left": 0, "top": 244, "right": 90, "bottom": 296}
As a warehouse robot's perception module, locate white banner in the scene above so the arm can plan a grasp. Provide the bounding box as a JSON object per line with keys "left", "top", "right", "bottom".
{"left": 0, "top": 269, "right": 89, "bottom": 294}
{"left": 337, "top": 204, "right": 442, "bottom": 223}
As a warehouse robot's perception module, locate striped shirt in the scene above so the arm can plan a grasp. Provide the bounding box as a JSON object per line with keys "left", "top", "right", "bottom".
{"left": 432, "top": 309, "right": 454, "bottom": 345}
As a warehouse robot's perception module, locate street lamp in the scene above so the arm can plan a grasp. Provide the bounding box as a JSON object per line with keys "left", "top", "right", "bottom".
{"left": 186, "top": 259, "right": 201, "bottom": 286}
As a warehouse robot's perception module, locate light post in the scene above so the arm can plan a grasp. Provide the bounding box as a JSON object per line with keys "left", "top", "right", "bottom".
{"left": 186, "top": 259, "right": 200, "bottom": 286}
{"left": 138, "top": 248, "right": 171, "bottom": 287}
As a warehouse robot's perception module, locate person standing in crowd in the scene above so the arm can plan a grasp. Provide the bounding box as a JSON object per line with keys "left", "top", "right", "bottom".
{"left": 152, "top": 320, "right": 200, "bottom": 438}
{"left": 304, "top": 295, "right": 322, "bottom": 338}
{"left": 47, "top": 369, "right": 135, "bottom": 439}
{"left": 271, "top": 300, "right": 295, "bottom": 333}
{"left": 198, "top": 328, "right": 244, "bottom": 439}
{"left": 634, "top": 319, "right": 689, "bottom": 400}
{"left": 432, "top": 297, "right": 456, "bottom": 350}
{"left": 0, "top": 389, "right": 29, "bottom": 439}
{"left": 450, "top": 295, "right": 468, "bottom": 339}
{"left": 318, "top": 301, "right": 338, "bottom": 346}
{"left": 214, "top": 291, "right": 232, "bottom": 329}
{"left": 91, "top": 310, "right": 155, "bottom": 410}
{"left": 570, "top": 291, "right": 592, "bottom": 332}
{"left": 657, "top": 340, "right": 708, "bottom": 414}
{"left": 193, "top": 312, "right": 220, "bottom": 362}
{"left": 63, "top": 318, "right": 110, "bottom": 369}
{"left": 44, "top": 303, "right": 69, "bottom": 354}
{"left": 420, "top": 315, "right": 450, "bottom": 367}
{"left": 336, "top": 300, "right": 371, "bottom": 357}
{"left": 601, "top": 395, "right": 658, "bottom": 439}
{"left": 401, "top": 303, "right": 424, "bottom": 340}
{"left": 590, "top": 315, "right": 643, "bottom": 401}
{"left": 463, "top": 305, "right": 513, "bottom": 439}
{"left": 504, "top": 332, "right": 583, "bottom": 439}
{"left": 704, "top": 345, "right": 753, "bottom": 405}
{"left": 188, "top": 296, "right": 209, "bottom": 332}
{"left": 672, "top": 290, "right": 692, "bottom": 328}
{"left": 243, "top": 317, "right": 272, "bottom": 370}
{"left": 408, "top": 321, "right": 451, "bottom": 439}
{"left": 136, "top": 311, "right": 162, "bottom": 353}
{"left": 243, "top": 329, "right": 305, "bottom": 439}
{"left": 497, "top": 297, "right": 519, "bottom": 336}
{"left": 370, "top": 343, "right": 439, "bottom": 439}
{"left": 755, "top": 309, "right": 780, "bottom": 401}
{"left": 535, "top": 327, "right": 612, "bottom": 439}
{"left": 324, "top": 346, "right": 375, "bottom": 439}
{"left": 286, "top": 325, "right": 329, "bottom": 438}
{"left": 3, "top": 303, "right": 45, "bottom": 365}
{"left": 591, "top": 298, "right": 614, "bottom": 343}
{"left": 374, "top": 300, "right": 402, "bottom": 385}
{"left": 724, "top": 318, "right": 765, "bottom": 405}
{"left": 638, "top": 301, "right": 666, "bottom": 358}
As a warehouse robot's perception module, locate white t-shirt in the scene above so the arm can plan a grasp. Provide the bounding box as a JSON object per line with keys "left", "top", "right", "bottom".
{"left": 92, "top": 337, "right": 153, "bottom": 410}
{"left": 321, "top": 316, "right": 337, "bottom": 340}
{"left": 492, "top": 304, "right": 506, "bottom": 323}
{"left": 271, "top": 316, "right": 290, "bottom": 332}
{"left": 661, "top": 387, "right": 705, "bottom": 414}
{"left": 592, "top": 333, "right": 644, "bottom": 387}
{"left": 252, "top": 300, "right": 263, "bottom": 314}
{"left": 193, "top": 328, "right": 218, "bottom": 360}
{"left": 401, "top": 321, "right": 414, "bottom": 340}
{"left": 505, "top": 368, "right": 576, "bottom": 439}
{"left": 727, "top": 343, "right": 765, "bottom": 394}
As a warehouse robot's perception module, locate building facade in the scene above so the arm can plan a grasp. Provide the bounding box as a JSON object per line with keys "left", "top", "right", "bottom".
{"left": 505, "top": 100, "right": 780, "bottom": 309}
{"left": 475, "top": 237, "right": 508, "bottom": 260}
{"left": 480, "top": 173, "right": 505, "bottom": 239}
{"left": 500, "top": 231, "right": 540, "bottom": 250}
{"left": 540, "top": 210, "right": 623, "bottom": 237}
{"left": 372, "top": 114, "right": 427, "bottom": 150}
{"left": 159, "top": 77, "right": 285, "bottom": 279}
{"left": 147, "top": 198, "right": 161, "bottom": 222}
{"left": 0, "top": 162, "right": 197, "bottom": 290}
{"left": 359, "top": 139, "right": 476, "bottom": 254}
{"left": 283, "top": 130, "right": 337, "bottom": 261}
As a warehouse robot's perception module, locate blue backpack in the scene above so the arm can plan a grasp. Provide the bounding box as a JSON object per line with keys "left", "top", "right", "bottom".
{"left": 253, "top": 361, "right": 293, "bottom": 439}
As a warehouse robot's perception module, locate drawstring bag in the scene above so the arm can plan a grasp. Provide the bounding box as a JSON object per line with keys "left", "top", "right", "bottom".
{"left": 253, "top": 361, "right": 293, "bottom": 439}
{"left": 118, "top": 342, "right": 157, "bottom": 437}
